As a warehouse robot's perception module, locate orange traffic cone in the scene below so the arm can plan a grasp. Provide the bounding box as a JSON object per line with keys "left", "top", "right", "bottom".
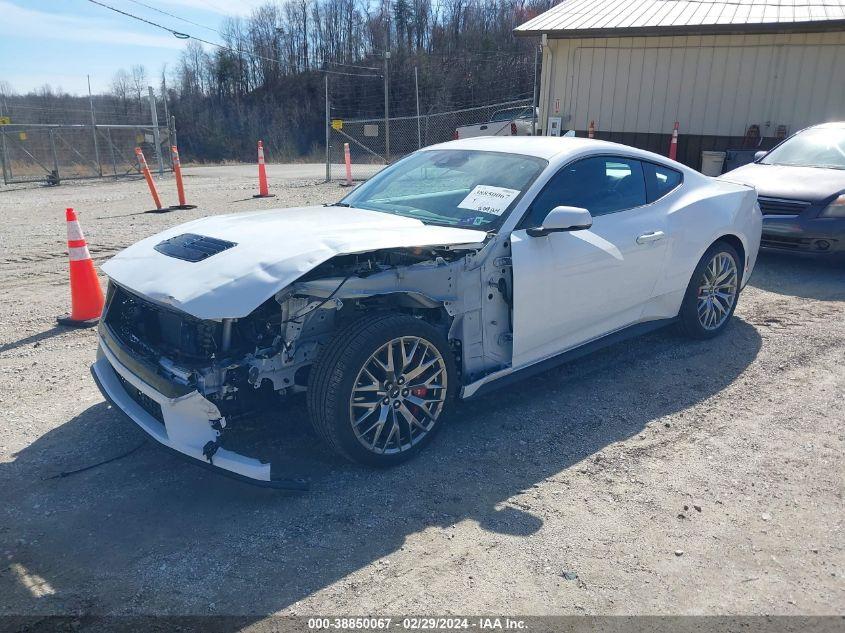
{"left": 668, "top": 121, "right": 680, "bottom": 161}
{"left": 57, "top": 208, "right": 104, "bottom": 328}
{"left": 253, "top": 140, "right": 275, "bottom": 198}
{"left": 169, "top": 145, "right": 196, "bottom": 210}
{"left": 135, "top": 147, "right": 164, "bottom": 212}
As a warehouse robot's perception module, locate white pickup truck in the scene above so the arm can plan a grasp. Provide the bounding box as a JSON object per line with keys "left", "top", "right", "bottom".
{"left": 454, "top": 106, "right": 538, "bottom": 139}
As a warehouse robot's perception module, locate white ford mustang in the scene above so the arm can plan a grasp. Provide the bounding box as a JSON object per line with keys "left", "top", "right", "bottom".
{"left": 92, "top": 137, "right": 761, "bottom": 485}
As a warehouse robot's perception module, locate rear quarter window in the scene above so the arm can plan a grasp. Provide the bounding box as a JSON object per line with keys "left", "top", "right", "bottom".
{"left": 643, "top": 162, "right": 683, "bottom": 203}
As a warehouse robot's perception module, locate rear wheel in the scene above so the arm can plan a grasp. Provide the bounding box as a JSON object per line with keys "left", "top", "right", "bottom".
{"left": 307, "top": 313, "right": 455, "bottom": 466}
{"left": 678, "top": 241, "right": 741, "bottom": 339}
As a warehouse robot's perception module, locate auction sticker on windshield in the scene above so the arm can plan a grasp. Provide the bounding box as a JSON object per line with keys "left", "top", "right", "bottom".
{"left": 458, "top": 185, "right": 521, "bottom": 216}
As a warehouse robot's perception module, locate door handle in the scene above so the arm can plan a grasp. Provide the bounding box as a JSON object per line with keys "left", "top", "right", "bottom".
{"left": 480, "top": 125, "right": 488, "bottom": 130}
{"left": 636, "top": 231, "right": 665, "bottom": 245}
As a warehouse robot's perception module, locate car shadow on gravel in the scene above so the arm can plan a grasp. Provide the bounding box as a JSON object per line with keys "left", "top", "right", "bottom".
{"left": 0, "top": 319, "right": 762, "bottom": 618}
{"left": 751, "top": 252, "right": 845, "bottom": 301}
{"left": 0, "top": 326, "right": 77, "bottom": 355}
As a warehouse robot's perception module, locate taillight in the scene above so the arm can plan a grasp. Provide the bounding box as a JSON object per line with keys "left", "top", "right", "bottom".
{"left": 510, "top": 122, "right": 517, "bottom": 135}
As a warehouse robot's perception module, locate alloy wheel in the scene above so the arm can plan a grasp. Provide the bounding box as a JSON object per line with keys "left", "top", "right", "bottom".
{"left": 697, "top": 251, "right": 738, "bottom": 330}
{"left": 349, "top": 336, "right": 448, "bottom": 454}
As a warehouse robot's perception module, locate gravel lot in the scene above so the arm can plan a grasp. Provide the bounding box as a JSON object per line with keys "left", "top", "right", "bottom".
{"left": 0, "top": 166, "right": 843, "bottom": 619}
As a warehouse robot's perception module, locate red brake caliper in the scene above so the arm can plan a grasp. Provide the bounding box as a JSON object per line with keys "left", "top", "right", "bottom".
{"left": 408, "top": 387, "right": 428, "bottom": 418}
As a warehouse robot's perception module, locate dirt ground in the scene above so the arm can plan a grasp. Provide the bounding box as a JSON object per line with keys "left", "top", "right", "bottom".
{"left": 0, "top": 166, "right": 842, "bottom": 620}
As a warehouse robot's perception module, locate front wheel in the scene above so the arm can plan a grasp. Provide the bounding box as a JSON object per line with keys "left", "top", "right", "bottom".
{"left": 678, "top": 241, "right": 741, "bottom": 339}
{"left": 307, "top": 313, "right": 456, "bottom": 466}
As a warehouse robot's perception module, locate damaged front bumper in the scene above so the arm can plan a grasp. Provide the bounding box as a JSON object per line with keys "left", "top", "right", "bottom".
{"left": 91, "top": 331, "right": 301, "bottom": 488}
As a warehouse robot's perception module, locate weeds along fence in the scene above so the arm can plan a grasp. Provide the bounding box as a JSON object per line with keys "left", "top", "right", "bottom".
{"left": 328, "top": 98, "right": 534, "bottom": 182}
{"left": 0, "top": 123, "right": 173, "bottom": 185}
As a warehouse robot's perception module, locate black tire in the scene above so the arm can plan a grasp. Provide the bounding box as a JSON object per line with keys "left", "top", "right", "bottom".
{"left": 678, "top": 240, "right": 742, "bottom": 339}
{"left": 307, "top": 312, "right": 457, "bottom": 466}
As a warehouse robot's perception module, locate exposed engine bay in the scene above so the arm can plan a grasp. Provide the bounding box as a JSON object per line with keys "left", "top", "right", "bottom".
{"left": 102, "top": 242, "right": 515, "bottom": 446}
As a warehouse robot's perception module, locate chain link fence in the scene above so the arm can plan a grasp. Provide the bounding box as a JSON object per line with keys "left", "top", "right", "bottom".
{"left": 328, "top": 98, "right": 534, "bottom": 183}
{"left": 0, "top": 123, "right": 173, "bottom": 185}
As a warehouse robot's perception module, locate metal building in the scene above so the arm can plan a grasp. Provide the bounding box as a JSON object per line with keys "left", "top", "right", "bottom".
{"left": 516, "top": 0, "right": 845, "bottom": 170}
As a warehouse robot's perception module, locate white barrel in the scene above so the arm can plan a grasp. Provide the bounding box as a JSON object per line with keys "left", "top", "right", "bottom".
{"left": 700, "top": 151, "right": 726, "bottom": 176}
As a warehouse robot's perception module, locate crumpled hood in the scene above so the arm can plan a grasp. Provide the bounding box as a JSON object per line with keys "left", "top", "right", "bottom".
{"left": 102, "top": 205, "right": 486, "bottom": 320}
{"left": 720, "top": 163, "right": 845, "bottom": 202}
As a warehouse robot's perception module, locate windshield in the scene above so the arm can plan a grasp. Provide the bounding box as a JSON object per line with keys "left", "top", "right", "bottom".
{"left": 760, "top": 127, "right": 845, "bottom": 169}
{"left": 490, "top": 107, "right": 532, "bottom": 122}
{"left": 339, "top": 149, "right": 547, "bottom": 228}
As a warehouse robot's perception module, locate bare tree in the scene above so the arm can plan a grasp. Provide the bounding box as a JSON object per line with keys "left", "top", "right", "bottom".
{"left": 130, "top": 64, "right": 147, "bottom": 115}
{"left": 0, "top": 80, "right": 12, "bottom": 118}
{"left": 0, "top": 0, "right": 554, "bottom": 161}
{"left": 111, "top": 69, "right": 131, "bottom": 114}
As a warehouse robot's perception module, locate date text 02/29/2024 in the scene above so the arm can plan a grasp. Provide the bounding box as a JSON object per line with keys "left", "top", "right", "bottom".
{"left": 306, "top": 617, "right": 528, "bottom": 630}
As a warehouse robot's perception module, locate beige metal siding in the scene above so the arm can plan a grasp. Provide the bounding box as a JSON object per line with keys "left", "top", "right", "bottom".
{"left": 540, "top": 32, "right": 845, "bottom": 136}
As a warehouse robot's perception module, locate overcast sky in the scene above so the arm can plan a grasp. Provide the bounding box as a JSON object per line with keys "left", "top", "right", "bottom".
{"left": 0, "top": 0, "right": 267, "bottom": 96}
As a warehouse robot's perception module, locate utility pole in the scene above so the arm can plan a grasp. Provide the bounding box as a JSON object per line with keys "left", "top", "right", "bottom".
{"left": 414, "top": 66, "right": 421, "bottom": 149}
{"left": 325, "top": 74, "right": 330, "bottom": 182}
{"left": 88, "top": 75, "right": 102, "bottom": 176}
{"left": 383, "top": 51, "right": 390, "bottom": 163}
{"left": 148, "top": 86, "right": 164, "bottom": 175}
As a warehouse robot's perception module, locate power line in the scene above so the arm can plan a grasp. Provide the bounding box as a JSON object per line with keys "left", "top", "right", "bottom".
{"left": 324, "top": 69, "right": 383, "bottom": 78}
{"left": 87, "top": 0, "right": 192, "bottom": 38}
{"left": 87, "top": 0, "right": 269, "bottom": 62}
{"left": 87, "top": 0, "right": 382, "bottom": 77}
{"left": 122, "top": 0, "right": 225, "bottom": 36}
{"left": 193, "top": 0, "right": 232, "bottom": 14}
{"left": 329, "top": 61, "right": 381, "bottom": 71}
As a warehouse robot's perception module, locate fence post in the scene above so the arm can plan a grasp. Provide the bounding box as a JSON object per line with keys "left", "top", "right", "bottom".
{"left": 0, "top": 127, "right": 8, "bottom": 185}
{"left": 49, "top": 127, "right": 60, "bottom": 184}
{"left": 87, "top": 75, "right": 102, "bottom": 177}
{"left": 325, "top": 74, "right": 330, "bottom": 183}
{"left": 532, "top": 45, "right": 539, "bottom": 136}
{"left": 414, "top": 66, "right": 421, "bottom": 149}
{"left": 383, "top": 51, "right": 390, "bottom": 163}
{"left": 162, "top": 84, "right": 172, "bottom": 169}
{"left": 148, "top": 86, "right": 164, "bottom": 175}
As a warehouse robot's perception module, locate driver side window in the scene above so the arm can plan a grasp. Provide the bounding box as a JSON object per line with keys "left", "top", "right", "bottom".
{"left": 522, "top": 156, "right": 647, "bottom": 228}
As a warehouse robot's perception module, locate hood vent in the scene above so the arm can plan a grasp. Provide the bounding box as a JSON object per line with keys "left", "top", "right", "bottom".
{"left": 154, "top": 233, "right": 237, "bottom": 262}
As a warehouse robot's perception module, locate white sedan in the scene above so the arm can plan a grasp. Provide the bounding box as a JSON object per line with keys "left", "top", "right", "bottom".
{"left": 92, "top": 137, "right": 762, "bottom": 485}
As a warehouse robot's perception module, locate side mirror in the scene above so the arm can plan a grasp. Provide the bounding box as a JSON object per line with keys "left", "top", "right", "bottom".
{"left": 754, "top": 150, "right": 767, "bottom": 162}
{"left": 527, "top": 206, "right": 592, "bottom": 237}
